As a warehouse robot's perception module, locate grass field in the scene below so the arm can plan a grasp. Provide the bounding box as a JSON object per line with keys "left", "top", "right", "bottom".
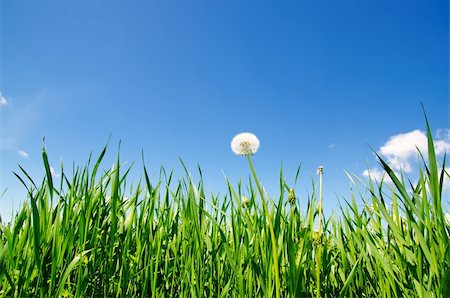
{"left": 0, "top": 116, "right": 449, "bottom": 297}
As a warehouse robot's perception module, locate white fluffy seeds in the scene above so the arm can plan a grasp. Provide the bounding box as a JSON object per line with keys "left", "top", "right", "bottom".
{"left": 231, "top": 132, "right": 260, "bottom": 156}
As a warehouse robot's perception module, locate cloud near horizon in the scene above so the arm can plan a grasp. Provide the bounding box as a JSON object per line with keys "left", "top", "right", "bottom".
{"left": 379, "top": 129, "right": 450, "bottom": 173}
{"left": 363, "top": 129, "right": 450, "bottom": 183}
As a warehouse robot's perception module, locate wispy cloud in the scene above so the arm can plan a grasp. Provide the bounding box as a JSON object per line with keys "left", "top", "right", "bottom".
{"left": 328, "top": 143, "right": 336, "bottom": 149}
{"left": 436, "top": 129, "right": 450, "bottom": 140}
{"left": 0, "top": 93, "right": 8, "bottom": 106}
{"left": 17, "top": 150, "right": 29, "bottom": 159}
{"left": 50, "top": 166, "right": 60, "bottom": 178}
{"left": 362, "top": 168, "right": 393, "bottom": 184}
{"left": 0, "top": 90, "right": 48, "bottom": 151}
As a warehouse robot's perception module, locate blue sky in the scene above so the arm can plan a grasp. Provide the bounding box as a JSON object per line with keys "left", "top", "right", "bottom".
{"left": 1, "top": 0, "right": 449, "bottom": 222}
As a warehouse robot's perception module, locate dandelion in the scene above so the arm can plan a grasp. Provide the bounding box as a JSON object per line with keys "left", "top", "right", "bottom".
{"left": 317, "top": 166, "right": 324, "bottom": 176}
{"left": 231, "top": 132, "right": 260, "bottom": 156}
{"left": 316, "top": 166, "right": 324, "bottom": 231}
{"left": 231, "top": 131, "right": 280, "bottom": 297}
{"left": 315, "top": 165, "right": 324, "bottom": 298}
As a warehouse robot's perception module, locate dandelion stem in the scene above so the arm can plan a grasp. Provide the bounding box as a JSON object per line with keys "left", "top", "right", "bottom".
{"left": 246, "top": 154, "right": 281, "bottom": 298}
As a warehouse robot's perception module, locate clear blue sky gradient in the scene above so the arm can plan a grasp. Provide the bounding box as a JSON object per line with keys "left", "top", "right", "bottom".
{"left": 1, "top": 0, "right": 449, "bottom": 221}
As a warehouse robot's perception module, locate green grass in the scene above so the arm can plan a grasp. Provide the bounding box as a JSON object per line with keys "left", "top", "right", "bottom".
{"left": 0, "top": 118, "right": 449, "bottom": 297}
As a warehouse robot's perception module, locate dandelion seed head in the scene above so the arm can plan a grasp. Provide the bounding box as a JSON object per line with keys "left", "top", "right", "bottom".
{"left": 231, "top": 132, "right": 260, "bottom": 155}
{"left": 317, "top": 166, "right": 324, "bottom": 175}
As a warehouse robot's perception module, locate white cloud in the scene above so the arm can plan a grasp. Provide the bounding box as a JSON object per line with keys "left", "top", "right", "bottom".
{"left": 363, "top": 129, "right": 450, "bottom": 187}
{"left": 50, "top": 166, "right": 60, "bottom": 178}
{"left": 0, "top": 93, "right": 8, "bottom": 106}
{"left": 328, "top": 143, "right": 336, "bottom": 149}
{"left": 435, "top": 139, "right": 450, "bottom": 156}
{"left": 363, "top": 168, "right": 393, "bottom": 184}
{"left": 17, "top": 150, "right": 29, "bottom": 159}
{"left": 379, "top": 129, "right": 450, "bottom": 173}
{"left": 436, "top": 129, "right": 450, "bottom": 141}
{"left": 443, "top": 167, "right": 450, "bottom": 191}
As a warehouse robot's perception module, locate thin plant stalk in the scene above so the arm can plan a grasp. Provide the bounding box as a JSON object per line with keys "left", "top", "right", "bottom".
{"left": 315, "top": 166, "right": 323, "bottom": 298}
{"left": 317, "top": 167, "right": 323, "bottom": 234}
